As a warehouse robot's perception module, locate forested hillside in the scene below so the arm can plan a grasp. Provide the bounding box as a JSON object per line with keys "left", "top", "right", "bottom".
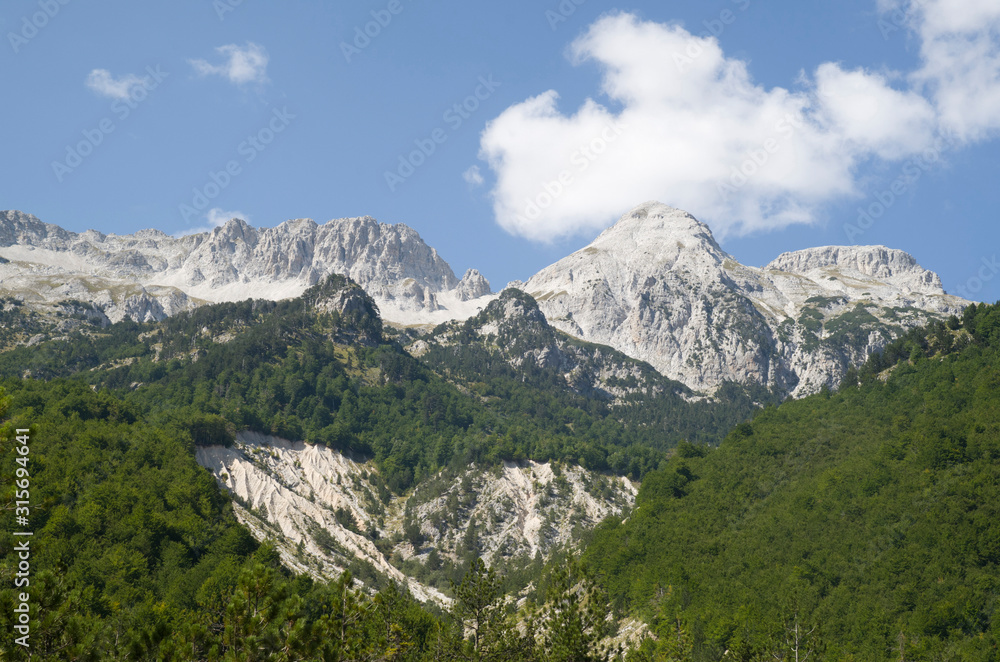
{"left": 0, "top": 276, "right": 632, "bottom": 659}
{"left": 3, "top": 273, "right": 996, "bottom": 659}
{"left": 0, "top": 380, "right": 625, "bottom": 659}
{"left": 587, "top": 303, "right": 1000, "bottom": 660}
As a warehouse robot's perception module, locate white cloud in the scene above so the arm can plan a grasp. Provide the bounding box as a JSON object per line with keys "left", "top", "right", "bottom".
{"left": 463, "top": 165, "right": 484, "bottom": 186}
{"left": 190, "top": 43, "right": 269, "bottom": 86}
{"left": 917, "top": 0, "right": 1000, "bottom": 37}
{"left": 85, "top": 69, "right": 149, "bottom": 101}
{"left": 176, "top": 208, "right": 248, "bottom": 237}
{"left": 814, "top": 63, "right": 936, "bottom": 160}
{"left": 906, "top": 0, "right": 1000, "bottom": 141}
{"left": 207, "top": 208, "right": 246, "bottom": 227}
{"left": 477, "top": 7, "right": 1000, "bottom": 242}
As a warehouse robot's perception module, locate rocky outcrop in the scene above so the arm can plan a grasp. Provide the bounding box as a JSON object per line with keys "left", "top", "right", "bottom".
{"left": 195, "top": 432, "right": 449, "bottom": 605}
{"left": 455, "top": 269, "right": 492, "bottom": 301}
{"left": 306, "top": 275, "right": 384, "bottom": 346}
{"left": 403, "top": 458, "right": 636, "bottom": 564}
{"left": 765, "top": 246, "right": 944, "bottom": 293}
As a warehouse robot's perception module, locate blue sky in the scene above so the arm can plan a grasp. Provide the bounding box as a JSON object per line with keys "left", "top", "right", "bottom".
{"left": 2, "top": 0, "right": 999, "bottom": 302}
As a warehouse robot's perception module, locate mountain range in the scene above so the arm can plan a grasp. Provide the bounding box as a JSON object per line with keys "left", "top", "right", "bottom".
{"left": 0, "top": 202, "right": 967, "bottom": 397}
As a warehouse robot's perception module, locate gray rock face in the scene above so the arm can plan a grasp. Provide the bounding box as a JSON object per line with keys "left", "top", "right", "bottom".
{"left": 765, "top": 246, "right": 944, "bottom": 293}
{"left": 522, "top": 202, "right": 968, "bottom": 397}
{"left": 0, "top": 211, "right": 493, "bottom": 325}
{"left": 455, "top": 269, "right": 492, "bottom": 301}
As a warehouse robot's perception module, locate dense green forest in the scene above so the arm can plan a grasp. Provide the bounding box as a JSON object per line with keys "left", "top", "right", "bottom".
{"left": 0, "top": 378, "right": 623, "bottom": 659}
{"left": 587, "top": 303, "right": 1000, "bottom": 660}
{"left": 0, "top": 277, "right": 676, "bottom": 659}
{"left": 3, "top": 274, "right": 998, "bottom": 659}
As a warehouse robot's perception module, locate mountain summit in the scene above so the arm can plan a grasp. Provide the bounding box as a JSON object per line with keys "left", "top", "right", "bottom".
{"left": 520, "top": 202, "right": 966, "bottom": 396}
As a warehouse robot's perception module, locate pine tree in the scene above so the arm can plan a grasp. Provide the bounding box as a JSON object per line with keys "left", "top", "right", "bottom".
{"left": 536, "top": 561, "right": 614, "bottom": 662}
{"left": 445, "top": 557, "right": 534, "bottom": 661}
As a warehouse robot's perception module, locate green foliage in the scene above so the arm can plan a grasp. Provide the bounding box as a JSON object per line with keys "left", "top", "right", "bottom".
{"left": 0, "top": 378, "right": 439, "bottom": 660}
{"left": 6, "top": 275, "right": 982, "bottom": 658}
{"left": 0, "top": 379, "right": 256, "bottom": 659}
{"left": 586, "top": 301, "right": 1000, "bottom": 660}
{"left": 442, "top": 558, "right": 534, "bottom": 661}
{"left": 532, "top": 560, "right": 616, "bottom": 662}
{"left": 803, "top": 295, "right": 847, "bottom": 308}
{"left": 0, "top": 277, "right": 645, "bottom": 659}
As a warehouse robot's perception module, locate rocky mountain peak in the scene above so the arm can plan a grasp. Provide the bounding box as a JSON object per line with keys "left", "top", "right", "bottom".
{"left": 0, "top": 210, "right": 496, "bottom": 327}
{"left": 765, "top": 245, "right": 945, "bottom": 295}
{"left": 591, "top": 201, "right": 727, "bottom": 260}
{"left": 210, "top": 217, "right": 259, "bottom": 246}
{"left": 523, "top": 202, "right": 967, "bottom": 396}
{"left": 455, "top": 269, "right": 492, "bottom": 301}
{"left": 0, "top": 209, "right": 72, "bottom": 247}
{"left": 1, "top": 202, "right": 969, "bottom": 398}
{"left": 477, "top": 288, "right": 547, "bottom": 329}
{"left": 306, "top": 274, "right": 383, "bottom": 346}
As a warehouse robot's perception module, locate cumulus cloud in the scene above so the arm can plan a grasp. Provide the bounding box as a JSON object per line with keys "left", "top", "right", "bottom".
{"left": 190, "top": 43, "right": 269, "bottom": 86}
{"left": 478, "top": 5, "right": 1000, "bottom": 242}
{"left": 85, "top": 69, "right": 149, "bottom": 100}
{"left": 814, "top": 63, "right": 936, "bottom": 160}
{"left": 175, "top": 208, "right": 248, "bottom": 237}
{"left": 907, "top": 0, "right": 1000, "bottom": 141}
